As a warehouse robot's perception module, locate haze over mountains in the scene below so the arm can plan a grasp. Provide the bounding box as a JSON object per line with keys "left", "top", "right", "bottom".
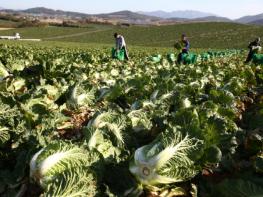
{"left": 0, "top": 7, "right": 263, "bottom": 25}
{"left": 139, "top": 10, "right": 263, "bottom": 24}
{"left": 236, "top": 13, "right": 263, "bottom": 23}
{"left": 138, "top": 10, "right": 216, "bottom": 19}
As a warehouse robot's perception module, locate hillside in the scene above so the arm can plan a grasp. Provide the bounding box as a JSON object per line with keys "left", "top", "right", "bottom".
{"left": 0, "top": 7, "right": 162, "bottom": 25}
{"left": 236, "top": 13, "right": 263, "bottom": 24}
{"left": 138, "top": 10, "right": 216, "bottom": 19}
{"left": 94, "top": 10, "right": 161, "bottom": 24}
{"left": 249, "top": 19, "right": 263, "bottom": 25}
{"left": 0, "top": 22, "right": 263, "bottom": 49}
{"left": 22, "top": 7, "right": 90, "bottom": 18}
{"left": 192, "top": 16, "right": 232, "bottom": 22}
{"left": 1, "top": 7, "right": 263, "bottom": 26}
{"left": 160, "top": 16, "right": 231, "bottom": 23}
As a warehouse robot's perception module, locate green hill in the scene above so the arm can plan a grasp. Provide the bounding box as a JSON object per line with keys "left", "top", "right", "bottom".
{"left": 0, "top": 22, "right": 263, "bottom": 49}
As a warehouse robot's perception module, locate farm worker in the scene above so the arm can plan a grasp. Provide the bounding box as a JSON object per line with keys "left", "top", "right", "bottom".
{"left": 245, "top": 37, "right": 261, "bottom": 63}
{"left": 114, "top": 33, "right": 129, "bottom": 60}
{"left": 177, "top": 34, "right": 190, "bottom": 64}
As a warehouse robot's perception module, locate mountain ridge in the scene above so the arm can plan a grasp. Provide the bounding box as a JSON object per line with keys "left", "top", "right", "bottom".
{"left": 0, "top": 7, "right": 263, "bottom": 25}
{"left": 235, "top": 13, "right": 263, "bottom": 24}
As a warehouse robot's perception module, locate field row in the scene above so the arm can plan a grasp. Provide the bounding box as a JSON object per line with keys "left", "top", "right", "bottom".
{"left": 0, "top": 45, "right": 262, "bottom": 196}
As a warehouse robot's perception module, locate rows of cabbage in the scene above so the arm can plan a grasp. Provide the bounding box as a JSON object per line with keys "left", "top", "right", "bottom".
{"left": 0, "top": 45, "right": 263, "bottom": 196}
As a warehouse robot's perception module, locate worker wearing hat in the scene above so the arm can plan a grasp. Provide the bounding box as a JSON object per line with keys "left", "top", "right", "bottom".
{"left": 177, "top": 34, "right": 190, "bottom": 64}
{"left": 114, "top": 33, "right": 129, "bottom": 60}
{"left": 245, "top": 37, "right": 261, "bottom": 63}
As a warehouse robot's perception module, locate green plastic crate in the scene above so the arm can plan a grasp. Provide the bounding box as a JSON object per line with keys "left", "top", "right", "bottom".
{"left": 252, "top": 54, "right": 263, "bottom": 64}
{"left": 182, "top": 53, "right": 197, "bottom": 64}
{"left": 112, "top": 48, "right": 125, "bottom": 61}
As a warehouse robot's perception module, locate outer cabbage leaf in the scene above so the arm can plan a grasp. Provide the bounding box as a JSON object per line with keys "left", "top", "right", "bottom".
{"left": 29, "top": 142, "right": 100, "bottom": 185}
{"left": 129, "top": 127, "right": 203, "bottom": 186}
{"left": 66, "top": 83, "right": 96, "bottom": 110}
{"left": 44, "top": 168, "right": 100, "bottom": 197}
{"left": 209, "top": 179, "right": 263, "bottom": 197}
{"left": 84, "top": 126, "right": 125, "bottom": 163}
{"left": 0, "top": 63, "right": 9, "bottom": 80}
{"left": 0, "top": 127, "right": 10, "bottom": 148}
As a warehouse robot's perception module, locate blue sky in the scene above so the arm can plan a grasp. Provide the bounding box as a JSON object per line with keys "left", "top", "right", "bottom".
{"left": 0, "top": 0, "right": 262, "bottom": 19}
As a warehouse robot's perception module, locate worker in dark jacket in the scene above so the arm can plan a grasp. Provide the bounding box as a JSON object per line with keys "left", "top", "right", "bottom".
{"left": 177, "top": 34, "right": 190, "bottom": 64}
{"left": 114, "top": 33, "right": 129, "bottom": 60}
{"left": 245, "top": 37, "right": 261, "bottom": 63}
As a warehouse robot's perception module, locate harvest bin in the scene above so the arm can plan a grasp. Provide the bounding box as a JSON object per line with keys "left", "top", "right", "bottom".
{"left": 252, "top": 54, "right": 263, "bottom": 64}
{"left": 111, "top": 48, "right": 125, "bottom": 61}
{"left": 182, "top": 53, "right": 197, "bottom": 64}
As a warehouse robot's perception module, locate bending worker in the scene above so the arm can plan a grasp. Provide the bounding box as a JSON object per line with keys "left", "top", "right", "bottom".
{"left": 245, "top": 37, "right": 261, "bottom": 63}
{"left": 114, "top": 33, "right": 129, "bottom": 60}
{"left": 177, "top": 34, "right": 190, "bottom": 64}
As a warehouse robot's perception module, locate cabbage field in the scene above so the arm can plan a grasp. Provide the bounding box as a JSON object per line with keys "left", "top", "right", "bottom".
{"left": 0, "top": 44, "right": 263, "bottom": 197}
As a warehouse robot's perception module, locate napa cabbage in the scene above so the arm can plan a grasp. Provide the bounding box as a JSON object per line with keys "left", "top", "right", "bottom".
{"left": 66, "top": 83, "right": 96, "bottom": 110}
{"left": 30, "top": 142, "right": 102, "bottom": 196}
{"left": 0, "top": 63, "right": 9, "bottom": 80}
{"left": 129, "top": 127, "right": 203, "bottom": 186}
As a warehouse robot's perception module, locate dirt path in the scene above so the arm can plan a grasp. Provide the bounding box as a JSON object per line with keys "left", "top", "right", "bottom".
{"left": 0, "top": 28, "right": 15, "bottom": 31}
{"left": 44, "top": 28, "right": 113, "bottom": 40}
